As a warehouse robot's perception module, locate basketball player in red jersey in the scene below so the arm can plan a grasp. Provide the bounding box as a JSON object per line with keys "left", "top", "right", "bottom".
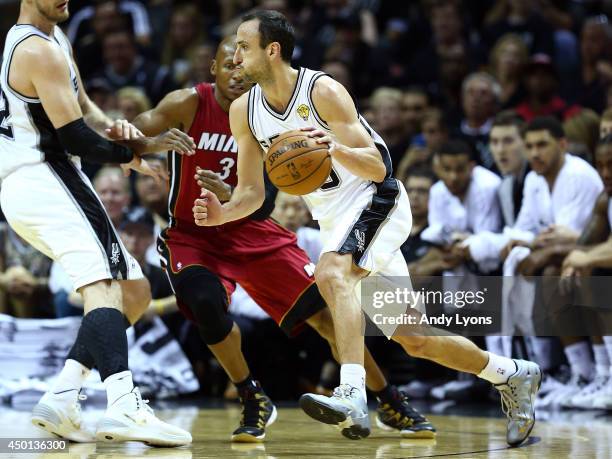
{"left": 130, "top": 37, "right": 435, "bottom": 442}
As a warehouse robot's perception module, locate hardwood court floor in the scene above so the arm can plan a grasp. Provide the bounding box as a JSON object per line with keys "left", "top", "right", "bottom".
{"left": 1, "top": 403, "right": 611, "bottom": 458}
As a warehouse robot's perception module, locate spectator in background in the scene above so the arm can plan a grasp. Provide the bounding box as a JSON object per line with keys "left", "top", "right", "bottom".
{"left": 515, "top": 54, "right": 582, "bottom": 122}
{"left": 93, "top": 167, "right": 132, "bottom": 228}
{"left": 116, "top": 87, "right": 151, "bottom": 122}
{"left": 161, "top": 4, "right": 207, "bottom": 87}
{"left": 67, "top": 0, "right": 151, "bottom": 78}
{"left": 369, "top": 87, "right": 412, "bottom": 169}
{"left": 401, "top": 168, "right": 448, "bottom": 276}
{"left": 402, "top": 87, "right": 429, "bottom": 142}
{"left": 601, "top": 108, "right": 612, "bottom": 137}
{"left": 489, "top": 111, "right": 529, "bottom": 227}
{"left": 483, "top": 0, "right": 555, "bottom": 56}
{"left": 396, "top": 107, "right": 449, "bottom": 180}
{"left": 576, "top": 16, "right": 612, "bottom": 114}
{"left": 0, "top": 224, "right": 53, "bottom": 318}
{"left": 135, "top": 156, "right": 169, "bottom": 266}
{"left": 563, "top": 109, "right": 601, "bottom": 162}
{"left": 185, "top": 44, "right": 216, "bottom": 88}
{"left": 410, "top": 0, "right": 483, "bottom": 92}
{"left": 95, "top": 29, "right": 178, "bottom": 104}
{"left": 489, "top": 34, "right": 529, "bottom": 109}
{"left": 458, "top": 72, "right": 501, "bottom": 172}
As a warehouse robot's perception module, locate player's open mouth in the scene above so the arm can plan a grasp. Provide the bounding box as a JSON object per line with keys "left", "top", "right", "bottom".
{"left": 229, "top": 85, "right": 244, "bottom": 92}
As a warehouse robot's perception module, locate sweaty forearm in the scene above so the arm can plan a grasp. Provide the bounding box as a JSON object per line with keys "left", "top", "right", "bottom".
{"left": 333, "top": 145, "right": 386, "bottom": 182}
{"left": 221, "top": 186, "right": 264, "bottom": 223}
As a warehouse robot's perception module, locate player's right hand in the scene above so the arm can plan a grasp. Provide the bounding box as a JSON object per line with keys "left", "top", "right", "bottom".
{"left": 193, "top": 189, "right": 224, "bottom": 226}
{"left": 148, "top": 128, "right": 196, "bottom": 155}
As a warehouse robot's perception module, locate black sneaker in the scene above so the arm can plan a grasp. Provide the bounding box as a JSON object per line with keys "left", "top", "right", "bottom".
{"left": 231, "top": 382, "right": 277, "bottom": 443}
{"left": 375, "top": 386, "right": 436, "bottom": 439}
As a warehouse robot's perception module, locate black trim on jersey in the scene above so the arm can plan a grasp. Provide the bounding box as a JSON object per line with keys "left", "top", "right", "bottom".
{"left": 307, "top": 71, "right": 331, "bottom": 128}
{"left": 260, "top": 67, "right": 304, "bottom": 121}
{"left": 246, "top": 87, "right": 258, "bottom": 140}
{"left": 337, "top": 178, "right": 401, "bottom": 267}
{"left": 167, "top": 151, "right": 182, "bottom": 229}
{"left": 359, "top": 117, "right": 393, "bottom": 178}
{"left": 4, "top": 32, "right": 50, "bottom": 103}
{"left": 27, "top": 102, "right": 64, "bottom": 158}
{"left": 46, "top": 156, "right": 129, "bottom": 281}
{"left": 279, "top": 282, "right": 326, "bottom": 336}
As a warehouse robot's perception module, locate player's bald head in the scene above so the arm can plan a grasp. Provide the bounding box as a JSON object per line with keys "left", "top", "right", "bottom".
{"left": 216, "top": 36, "right": 237, "bottom": 61}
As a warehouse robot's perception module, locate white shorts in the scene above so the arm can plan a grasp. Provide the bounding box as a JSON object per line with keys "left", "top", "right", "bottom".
{"left": 319, "top": 178, "right": 416, "bottom": 336}
{"left": 0, "top": 159, "right": 143, "bottom": 290}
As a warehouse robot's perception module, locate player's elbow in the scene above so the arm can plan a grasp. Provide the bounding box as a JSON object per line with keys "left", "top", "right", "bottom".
{"left": 371, "top": 161, "right": 387, "bottom": 183}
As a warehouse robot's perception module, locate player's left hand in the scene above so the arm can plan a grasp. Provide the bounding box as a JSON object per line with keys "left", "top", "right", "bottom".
{"left": 122, "top": 156, "right": 168, "bottom": 184}
{"left": 193, "top": 189, "right": 224, "bottom": 226}
{"left": 562, "top": 249, "right": 590, "bottom": 270}
{"left": 105, "top": 119, "right": 144, "bottom": 140}
{"left": 302, "top": 126, "right": 340, "bottom": 155}
{"left": 195, "top": 167, "right": 232, "bottom": 202}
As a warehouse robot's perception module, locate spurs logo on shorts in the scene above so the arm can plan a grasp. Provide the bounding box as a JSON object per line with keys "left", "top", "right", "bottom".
{"left": 110, "top": 243, "right": 121, "bottom": 265}
{"left": 354, "top": 229, "right": 366, "bottom": 253}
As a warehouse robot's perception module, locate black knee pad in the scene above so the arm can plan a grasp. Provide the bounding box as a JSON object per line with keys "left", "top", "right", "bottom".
{"left": 174, "top": 268, "right": 234, "bottom": 345}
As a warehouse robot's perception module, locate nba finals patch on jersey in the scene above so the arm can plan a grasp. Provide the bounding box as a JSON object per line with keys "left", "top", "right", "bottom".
{"left": 296, "top": 104, "right": 310, "bottom": 121}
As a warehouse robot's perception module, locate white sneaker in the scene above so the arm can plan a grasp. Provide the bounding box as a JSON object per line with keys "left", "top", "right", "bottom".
{"left": 538, "top": 373, "right": 566, "bottom": 397}
{"left": 31, "top": 390, "right": 94, "bottom": 442}
{"left": 96, "top": 387, "right": 192, "bottom": 446}
{"left": 535, "top": 373, "right": 589, "bottom": 409}
{"left": 564, "top": 374, "right": 608, "bottom": 409}
{"left": 592, "top": 378, "right": 612, "bottom": 409}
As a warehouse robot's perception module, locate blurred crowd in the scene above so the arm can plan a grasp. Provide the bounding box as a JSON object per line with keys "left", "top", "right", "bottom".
{"left": 1, "top": 0, "right": 612, "bottom": 409}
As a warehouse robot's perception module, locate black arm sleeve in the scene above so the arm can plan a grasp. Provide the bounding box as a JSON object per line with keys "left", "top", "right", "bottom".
{"left": 56, "top": 118, "right": 134, "bottom": 164}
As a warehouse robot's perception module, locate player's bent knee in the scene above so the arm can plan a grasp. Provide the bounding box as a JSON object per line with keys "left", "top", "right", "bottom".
{"left": 121, "top": 278, "right": 152, "bottom": 324}
{"left": 80, "top": 279, "right": 123, "bottom": 313}
{"left": 175, "top": 271, "right": 233, "bottom": 345}
{"left": 394, "top": 334, "right": 430, "bottom": 358}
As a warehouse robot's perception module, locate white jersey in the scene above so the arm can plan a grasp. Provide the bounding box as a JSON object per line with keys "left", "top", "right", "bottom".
{"left": 247, "top": 67, "right": 392, "bottom": 226}
{"left": 0, "top": 24, "right": 78, "bottom": 179}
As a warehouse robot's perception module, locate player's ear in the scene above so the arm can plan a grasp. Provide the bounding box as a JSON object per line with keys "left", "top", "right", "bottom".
{"left": 210, "top": 59, "right": 217, "bottom": 76}
{"left": 268, "top": 42, "right": 280, "bottom": 60}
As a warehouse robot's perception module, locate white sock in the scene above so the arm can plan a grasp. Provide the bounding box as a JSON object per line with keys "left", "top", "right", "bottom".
{"left": 340, "top": 364, "right": 366, "bottom": 401}
{"left": 564, "top": 342, "right": 594, "bottom": 379}
{"left": 603, "top": 336, "right": 612, "bottom": 375}
{"left": 51, "top": 359, "right": 90, "bottom": 395}
{"left": 104, "top": 370, "right": 134, "bottom": 407}
{"left": 477, "top": 352, "right": 517, "bottom": 385}
{"left": 593, "top": 344, "right": 610, "bottom": 377}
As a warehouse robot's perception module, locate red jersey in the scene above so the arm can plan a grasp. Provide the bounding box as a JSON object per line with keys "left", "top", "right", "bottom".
{"left": 167, "top": 83, "right": 276, "bottom": 235}
{"left": 167, "top": 83, "right": 237, "bottom": 233}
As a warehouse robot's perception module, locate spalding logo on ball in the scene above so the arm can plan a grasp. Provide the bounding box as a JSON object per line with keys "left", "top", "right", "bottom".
{"left": 265, "top": 130, "right": 331, "bottom": 196}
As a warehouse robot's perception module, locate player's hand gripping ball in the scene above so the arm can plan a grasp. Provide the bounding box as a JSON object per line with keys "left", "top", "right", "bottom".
{"left": 265, "top": 129, "right": 332, "bottom": 195}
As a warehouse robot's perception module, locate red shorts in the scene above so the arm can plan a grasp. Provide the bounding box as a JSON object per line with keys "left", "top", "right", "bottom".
{"left": 157, "top": 218, "right": 324, "bottom": 334}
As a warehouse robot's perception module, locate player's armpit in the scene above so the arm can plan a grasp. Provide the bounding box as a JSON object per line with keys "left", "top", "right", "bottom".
{"left": 11, "top": 36, "right": 84, "bottom": 128}
{"left": 133, "top": 88, "right": 199, "bottom": 136}
{"left": 310, "top": 76, "right": 386, "bottom": 182}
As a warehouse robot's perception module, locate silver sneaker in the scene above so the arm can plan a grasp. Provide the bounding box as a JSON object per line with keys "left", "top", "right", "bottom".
{"left": 299, "top": 384, "right": 370, "bottom": 439}
{"left": 495, "top": 359, "right": 541, "bottom": 447}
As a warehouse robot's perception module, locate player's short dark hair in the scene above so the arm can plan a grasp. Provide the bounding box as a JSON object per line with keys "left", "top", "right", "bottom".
{"left": 436, "top": 139, "right": 475, "bottom": 160}
{"left": 492, "top": 110, "right": 525, "bottom": 132}
{"left": 523, "top": 116, "right": 565, "bottom": 139}
{"left": 405, "top": 167, "right": 437, "bottom": 184}
{"left": 241, "top": 10, "right": 295, "bottom": 63}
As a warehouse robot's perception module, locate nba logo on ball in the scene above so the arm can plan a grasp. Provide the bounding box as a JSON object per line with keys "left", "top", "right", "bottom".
{"left": 297, "top": 104, "right": 310, "bottom": 121}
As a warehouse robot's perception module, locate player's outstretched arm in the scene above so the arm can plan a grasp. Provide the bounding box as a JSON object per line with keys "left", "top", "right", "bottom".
{"left": 309, "top": 76, "right": 386, "bottom": 183}
{"left": 132, "top": 88, "right": 199, "bottom": 136}
{"left": 193, "top": 94, "right": 265, "bottom": 226}
{"left": 13, "top": 37, "right": 195, "bottom": 161}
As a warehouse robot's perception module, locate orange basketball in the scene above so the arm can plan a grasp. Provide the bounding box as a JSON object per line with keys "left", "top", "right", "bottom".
{"left": 265, "top": 130, "right": 331, "bottom": 195}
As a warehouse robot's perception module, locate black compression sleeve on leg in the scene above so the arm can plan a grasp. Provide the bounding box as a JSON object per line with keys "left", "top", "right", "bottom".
{"left": 77, "top": 307, "right": 129, "bottom": 380}
{"left": 56, "top": 118, "right": 134, "bottom": 164}
{"left": 67, "top": 313, "right": 132, "bottom": 370}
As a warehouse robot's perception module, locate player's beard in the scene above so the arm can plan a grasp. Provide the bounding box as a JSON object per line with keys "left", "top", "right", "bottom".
{"left": 241, "top": 59, "right": 273, "bottom": 85}
{"left": 35, "top": 0, "right": 70, "bottom": 24}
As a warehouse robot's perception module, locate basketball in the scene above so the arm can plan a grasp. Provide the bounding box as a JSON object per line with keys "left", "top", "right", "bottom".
{"left": 265, "top": 130, "right": 331, "bottom": 195}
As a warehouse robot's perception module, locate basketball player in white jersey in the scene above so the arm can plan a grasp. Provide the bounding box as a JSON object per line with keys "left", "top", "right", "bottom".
{"left": 0, "top": 0, "right": 195, "bottom": 446}
{"left": 193, "top": 11, "right": 541, "bottom": 445}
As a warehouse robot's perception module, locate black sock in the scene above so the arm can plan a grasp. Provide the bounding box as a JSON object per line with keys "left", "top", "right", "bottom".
{"left": 373, "top": 384, "right": 395, "bottom": 402}
{"left": 66, "top": 313, "right": 132, "bottom": 370}
{"left": 235, "top": 374, "right": 259, "bottom": 394}
{"left": 75, "top": 308, "right": 129, "bottom": 380}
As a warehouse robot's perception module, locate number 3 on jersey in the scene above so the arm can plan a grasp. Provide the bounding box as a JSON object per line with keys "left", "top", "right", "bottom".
{"left": 219, "top": 157, "right": 235, "bottom": 180}
{"left": 0, "top": 88, "right": 14, "bottom": 140}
